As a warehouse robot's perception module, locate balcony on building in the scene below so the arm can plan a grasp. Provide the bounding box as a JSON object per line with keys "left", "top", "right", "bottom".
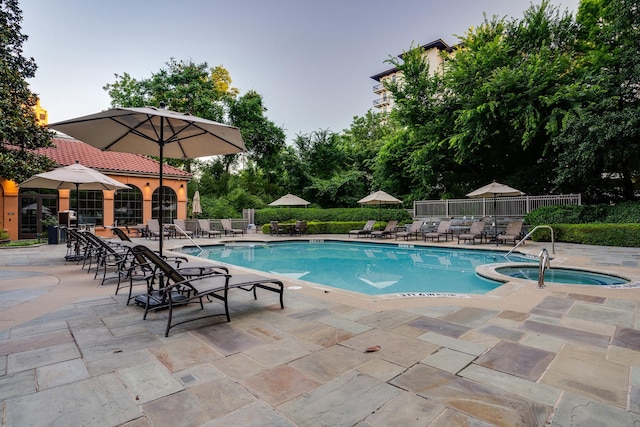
{"left": 373, "top": 96, "right": 391, "bottom": 108}
{"left": 373, "top": 83, "right": 385, "bottom": 94}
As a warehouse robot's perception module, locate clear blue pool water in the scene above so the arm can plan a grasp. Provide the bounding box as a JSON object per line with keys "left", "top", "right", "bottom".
{"left": 178, "top": 241, "right": 536, "bottom": 295}
{"left": 495, "top": 266, "right": 628, "bottom": 286}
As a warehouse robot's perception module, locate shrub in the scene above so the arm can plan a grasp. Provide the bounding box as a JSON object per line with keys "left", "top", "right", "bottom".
{"left": 255, "top": 208, "right": 411, "bottom": 225}
{"left": 531, "top": 223, "right": 640, "bottom": 247}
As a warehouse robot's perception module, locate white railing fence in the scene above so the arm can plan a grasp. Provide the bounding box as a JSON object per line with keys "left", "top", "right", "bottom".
{"left": 413, "top": 194, "right": 581, "bottom": 219}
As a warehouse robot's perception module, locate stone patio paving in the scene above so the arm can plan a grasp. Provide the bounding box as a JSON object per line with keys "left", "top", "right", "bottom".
{"left": 0, "top": 236, "right": 639, "bottom": 426}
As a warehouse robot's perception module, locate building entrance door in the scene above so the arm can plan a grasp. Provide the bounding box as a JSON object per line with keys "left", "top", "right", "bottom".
{"left": 18, "top": 190, "right": 58, "bottom": 239}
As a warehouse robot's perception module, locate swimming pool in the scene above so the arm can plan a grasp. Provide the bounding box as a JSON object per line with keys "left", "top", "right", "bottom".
{"left": 178, "top": 241, "right": 536, "bottom": 296}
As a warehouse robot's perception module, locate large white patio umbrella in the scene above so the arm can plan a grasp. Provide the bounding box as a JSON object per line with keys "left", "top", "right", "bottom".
{"left": 358, "top": 190, "right": 402, "bottom": 222}
{"left": 19, "top": 162, "right": 130, "bottom": 220}
{"left": 49, "top": 105, "right": 246, "bottom": 254}
{"left": 268, "top": 193, "right": 310, "bottom": 207}
{"left": 466, "top": 181, "right": 524, "bottom": 237}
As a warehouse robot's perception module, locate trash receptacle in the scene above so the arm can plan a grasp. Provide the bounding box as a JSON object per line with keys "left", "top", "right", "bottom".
{"left": 47, "top": 225, "right": 59, "bottom": 244}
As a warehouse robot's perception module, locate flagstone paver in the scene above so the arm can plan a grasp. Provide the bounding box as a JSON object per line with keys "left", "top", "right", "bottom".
{"left": 551, "top": 392, "right": 640, "bottom": 426}
{"left": 612, "top": 325, "right": 640, "bottom": 351}
{"left": 241, "top": 365, "right": 321, "bottom": 406}
{"left": 363, "top": 392, "right": 445, "bottom": 426}
{"left": 201, "top": 401, "right": 296, "bottom": 427}
{"left": 5, "top": 374, "right": 143, "bottom": 426}
{"left": 289, "top": 344, "right": 370, "bottom": 382}
{"left": 422, "top": 347, "right": 476, "bottom": 374}
{"left": 541, "top": 342, "right": 630, "bottom": 407}
{"left": 475, "top": 341, "right": 556, "bottom": 381}
{"left": 417, "top": 331, "right": 488, "bottom": 355}
{"left": 459, "top": 364, "right": 561, "bottom": 406}
{"left": 391, "top": 364, "right": 552, "bottom": 426}
{"left": 278, "top": 370, "right": 401, "bottom": 427}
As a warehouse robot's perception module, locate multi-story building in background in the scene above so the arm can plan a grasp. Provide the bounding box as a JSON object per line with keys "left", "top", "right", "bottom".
{"left": 370, "top": 39, "right": 453, "bottom": 113}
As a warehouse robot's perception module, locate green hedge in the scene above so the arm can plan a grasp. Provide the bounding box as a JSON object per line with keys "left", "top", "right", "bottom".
{"left": 531, "top": 223, "right": 640, "bottom": 247}
{"left": 255, "top": 208, "right": 411, "bottom": 225}
{"left": 525, "top": 202, "right": 640, "bottom": 225}
{"left": 261, "top": 221, "right": 398, "bottom": 235}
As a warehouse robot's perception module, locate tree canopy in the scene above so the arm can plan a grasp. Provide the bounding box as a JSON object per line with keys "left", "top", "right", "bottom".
{"left": 98, "top": 0, "right": 639, "bottom": 218}
{"left": 0, "top": 0, "right": 55, "bottom": 183}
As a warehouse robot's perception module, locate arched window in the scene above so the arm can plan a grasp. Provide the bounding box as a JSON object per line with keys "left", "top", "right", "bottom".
{"left": 114, "top": 186, "right": 143, "bottom": 226}
{"left": 71, "top": 190, "right": 103, "bottom": 226}
{"left": 152, "top": 186, "right": 177, "bottom": 224}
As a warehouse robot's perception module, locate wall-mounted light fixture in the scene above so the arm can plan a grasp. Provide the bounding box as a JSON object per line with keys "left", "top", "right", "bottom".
{"left": 180, "top": 183, "right": 184, "bottom": 188}
{"left": 146, "top": 182, "right": 150, "bottom": 187}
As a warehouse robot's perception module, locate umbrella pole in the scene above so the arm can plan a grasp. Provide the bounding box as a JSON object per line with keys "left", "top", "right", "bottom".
{"left": 75, "top": 182, "right": 80, "bottom": 227}
{"left": 158, "top": 120, "right": 164, "bottom": 256}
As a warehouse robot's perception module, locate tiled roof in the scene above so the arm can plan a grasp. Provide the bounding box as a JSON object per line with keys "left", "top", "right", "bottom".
{"left": 36, "top": 136, "right": 192, "bottom": 179}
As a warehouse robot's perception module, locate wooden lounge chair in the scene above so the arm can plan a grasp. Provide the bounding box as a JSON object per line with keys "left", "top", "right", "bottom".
{"left": 371, "top": 220, "right": 398, "bottom": 239}
{"left": 198, "top": 219, "right": 222, "bottom": 238}
{"left": 496, "top": 220, "right": 524, "bottom": 245}
{"left": 221, "top": 218, "right": 244, "bottom": 236}
{"left": 423, "top": 220, "right": 453, "bottom": 242}
{"left": 396, "top": 220, "right": 424, "bottom": 240}
{"left": 130, "top": 245, "right": 284, "bottom": 336}
{"left": 457, "top": 221, "right": 486, "bottom": 245}
{"left": 349, "top": 220, "right": 376, "bottom": 238}
{"left": 173, "top": 219, "right": 194, "bottom": 239}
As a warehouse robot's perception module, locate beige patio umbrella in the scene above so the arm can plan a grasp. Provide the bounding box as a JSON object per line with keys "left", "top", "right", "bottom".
{"left": 19, "top": 161, "right": 130, "bottom": 219}
{"left": 358, "top": 190, "right": 402, "bottom": 222}
{"left": 466, "top": 180, "right": 524, "bottom": 237}
{"left": 192, "top": 190, "right": 202, "bottom": 218}
{"left": 49, "top": 104, "right": 246, "bottom": 254}
{"left": 268, "top": 193, "right": 310, "bottom": 207}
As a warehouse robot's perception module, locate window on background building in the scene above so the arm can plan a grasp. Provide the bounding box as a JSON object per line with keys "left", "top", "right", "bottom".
{"left": 71, "top": 190, "right": 103, "bottom": 226}
{"left": 113, "top": 186, "right": 143, "bottom": 226}
{"left": 152, "top": 186, "right": 177, "bottom": 224}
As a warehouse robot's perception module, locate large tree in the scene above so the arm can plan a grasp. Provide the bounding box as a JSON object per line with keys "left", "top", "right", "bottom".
{"left": 551, "top": 0, "right": 640, "bottom": 201}
{"left": 384, "top": 1, "right": 579, "bottom": 197}
{"left": 0, "top": 0, "right": 55, "bottom": 183}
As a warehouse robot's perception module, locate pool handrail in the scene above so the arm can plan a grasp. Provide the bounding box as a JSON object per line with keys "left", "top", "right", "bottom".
{"left": 506, "top": 225, "right": 554, "bottom": 257}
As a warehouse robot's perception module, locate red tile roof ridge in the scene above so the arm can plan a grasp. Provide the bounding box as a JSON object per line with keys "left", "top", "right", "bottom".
{"left": 35, "top": 137, "right": 192, "bottom": 179}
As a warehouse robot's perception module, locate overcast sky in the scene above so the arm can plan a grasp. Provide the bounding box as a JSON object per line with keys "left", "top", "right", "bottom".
{"left": 20, "top": 0, "right": 579, "bottom": 141}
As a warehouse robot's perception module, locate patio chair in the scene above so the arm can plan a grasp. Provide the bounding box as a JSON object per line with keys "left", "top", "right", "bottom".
{"left": 130, "top": 245, "right": 284, "bottom": 336}
{"left": 457, "top": 220, "right": 486, "bottom": 245}
{"left": 173, "top": 219, "right": 194, "bottom": 239}
{"left": 270, "top": 221, "right": 282, "bottom": 236}
{"left": 496, "top": 220, "right": 524, "bottom": 246}
{"left": 147, "top": 219, "right": 170, "bottom": 240}
{"left": 221, "top": 218, "right": 244, "bottom": 236}
{"left": 349, "top": 220, "right": 376, "bottom": 238}
{"left": 423, "top": 220, "right": 453, "bottom": 242}
{"left": 294, "top": 220, "right": 307, "bottom": 236}
{"left": 371, "top": 220, "right": 398, "bottom": 239}
{"left": 395, "top": 220, "right": 424, "bottom": 241}
{"left": 198, "top": 219, "right": 222, "bottom": 238}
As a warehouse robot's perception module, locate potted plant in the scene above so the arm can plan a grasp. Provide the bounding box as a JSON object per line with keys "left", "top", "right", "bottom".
{"left": 0, "top": 220, "right": 9, "bottom": 244}
{"left": 42, "top": 215, "right": 59, "bottom": 244}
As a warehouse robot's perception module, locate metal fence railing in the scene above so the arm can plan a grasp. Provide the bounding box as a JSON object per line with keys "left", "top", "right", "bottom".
{"left": 413, "top": 194, "right": 581, "bottom": 219}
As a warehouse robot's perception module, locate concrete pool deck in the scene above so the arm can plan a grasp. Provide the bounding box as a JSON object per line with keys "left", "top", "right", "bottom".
{"left": 1, "top": 234, "right": 639, "bottom": 426}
